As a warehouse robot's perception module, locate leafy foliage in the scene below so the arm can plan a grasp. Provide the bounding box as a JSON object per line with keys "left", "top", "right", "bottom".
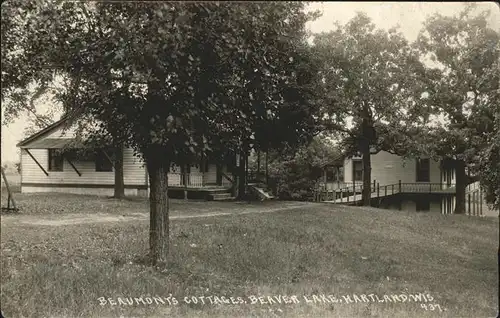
{"left": 313, "top": 13, "right": 425, "bottom": 204}
{"left": 414, "top": 4, "right": 500, "bottom": 212}
{"left": 1, "top": 1, "right": 321, "bottom": 263}
{"left": 264, "top": 136, "right": 341, "bottom": 200}
{"left": 477, "top": 111, "right": 500, "bottom": 210}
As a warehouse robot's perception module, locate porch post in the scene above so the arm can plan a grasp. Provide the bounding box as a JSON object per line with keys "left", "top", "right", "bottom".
{"left": 479, "top": 188, "right": 483, "bottom": 216}
{"left": 216, "top": 163, "right": 222, "bottom": 186}
{"left": 467, "top": 193, "right": 471, "bottom": 215}
{"left": 184, "top": 164, "right": 188, "bottom": 200}
{"left": 336, "top": 167, "right": 339, "bottom": 188}
{"left": 440, "top": 168, "right": 443, "bottom": 189}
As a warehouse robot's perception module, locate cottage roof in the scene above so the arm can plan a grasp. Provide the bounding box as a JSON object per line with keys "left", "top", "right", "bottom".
{"left": 18, "top": 138, "right": 81, "bottom": 149}
{"left": 16, "top": 115, "right": 72, "bottom": 148}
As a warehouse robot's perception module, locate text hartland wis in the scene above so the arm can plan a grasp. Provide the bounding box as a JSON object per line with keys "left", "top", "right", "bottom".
{"left": 98, "top": 293, "right": 435, "bottom": 306}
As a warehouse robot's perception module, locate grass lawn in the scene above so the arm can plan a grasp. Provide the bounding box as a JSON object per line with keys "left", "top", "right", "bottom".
{"left": 1, "top": 192, "right": 498, "bottom": 318}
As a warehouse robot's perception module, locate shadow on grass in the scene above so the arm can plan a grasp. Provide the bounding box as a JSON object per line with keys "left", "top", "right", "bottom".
{"left": 0, "top": 203, "right": 498, "bottom": 317}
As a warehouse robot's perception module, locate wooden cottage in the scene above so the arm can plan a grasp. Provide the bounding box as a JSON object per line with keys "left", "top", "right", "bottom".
{"left": 17, "top": 116, "right": 236, "bottom": 200}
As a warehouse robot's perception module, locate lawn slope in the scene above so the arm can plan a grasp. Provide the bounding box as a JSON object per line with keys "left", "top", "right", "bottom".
{"left": 1, "top": 199, "right": 498, "bottom": 318}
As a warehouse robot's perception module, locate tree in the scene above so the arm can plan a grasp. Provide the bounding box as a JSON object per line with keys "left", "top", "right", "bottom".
{"left": 4, "top": 81, "right": 128, "bottom": 199}
{"left": 263, "top": 135, "right": 342, "bottom": 200}
{"left": 415, "top": 4, "right": 500, "bottom": 214}
{"left": 477, "top": 101, "right": 500, "bottom": 210}
{"left": 241, "top": 26, "right": 323, "bottom": 198}
{"left": 1, "top": 1, "right": 127, "bottom": 198}
{"left": 314, "top": 13, "right": 425, "bottom": 206}
{"left": 2, "top": 1, "right": 320, "bottom": 264}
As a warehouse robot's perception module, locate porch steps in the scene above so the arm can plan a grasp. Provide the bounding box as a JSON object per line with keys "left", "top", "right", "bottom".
{"left": 210, "top": 192, "right": 236, "bottom": 201}
{"left": 247, "top": 183, "right": 275, "bottom": 201}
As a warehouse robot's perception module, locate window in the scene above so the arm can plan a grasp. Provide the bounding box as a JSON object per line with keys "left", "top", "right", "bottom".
{"left": 48, "top": 149, "right": 64, "bottom": 171}
{"left": 416, "top": 158, "right": 430, "bottom": 182}
{"left": 326, "top": 167, "right": 336, "bottom": 182}
{"left": 353, "top": 160, "right": 363, "bottom": 181}
{"left": 95, "top": 149, "right": 113, "bottom": 172}
{"left": 416, "top": 199, "right": 430, "bottom": 211}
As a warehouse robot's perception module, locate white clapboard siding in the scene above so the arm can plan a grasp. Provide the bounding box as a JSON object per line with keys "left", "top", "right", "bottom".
{"left": 344, "top": 151, "right": 444, "bottom": 185}
{"left": 343, "top": 159, "right": 353, "bottom": 183}
{"left": 203, "top": 164, "right": 218, "bottom": 184}
{"left": 123, "top": 147, "right": 147, "bottom": 185}
{"left": 21, "top": 147, "right": 147, "bottom": 186}
{"left": 22, "top": 186, "right": 143, "bottom": 197}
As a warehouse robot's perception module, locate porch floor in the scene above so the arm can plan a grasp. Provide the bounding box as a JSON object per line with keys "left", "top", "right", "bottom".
{"left": 168, "top": 185, "right": 230, "bottom": 192}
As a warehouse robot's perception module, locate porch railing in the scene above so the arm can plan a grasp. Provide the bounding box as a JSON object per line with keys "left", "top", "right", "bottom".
{"left": 313, "top": 180, "right": 457, "bottom": 202}
{"left": 247, "top": 171, "right": 267, "bottom": 183}
{"left": 166, "top": 173, "right": 232, "bottom": 188}
{"left": 316, "top": 181, "right": 363, "bottom": 191}
{"left": 221, "top": 172, "right": 234, "bottom": 187}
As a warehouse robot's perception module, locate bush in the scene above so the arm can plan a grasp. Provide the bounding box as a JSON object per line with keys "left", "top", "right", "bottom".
{"left": 249, "top": 136, "right": 341, "bottom": 201}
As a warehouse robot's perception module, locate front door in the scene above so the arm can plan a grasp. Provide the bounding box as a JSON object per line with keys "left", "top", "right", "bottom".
{"left": 352, "top": 160, "right": 363, "bottom": 183}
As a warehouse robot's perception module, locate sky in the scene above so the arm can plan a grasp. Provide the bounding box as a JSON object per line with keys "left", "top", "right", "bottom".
{"left": 1, "top": 1, "right": 499, "bottom": 164}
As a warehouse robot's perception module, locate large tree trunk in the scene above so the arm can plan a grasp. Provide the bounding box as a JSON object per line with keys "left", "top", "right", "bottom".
{"left": 454, "top": 159, "right": 467, "bottom": 214}
{"left": 237, "top": 147, "right": 247, "bottom": 200}
{"left": 257, "top": 150, "right": 261, "bottom": 174}
{"left": 146, "top": 157, "right": 170, "bottom": 265}
{"left": 360, "top": 108, "right": 374, "bottom": 206}
{"left": 113, "top": 143, "right": 125, "bottom": 198}
{"left": 360, "top": 140, "right": 372, "bottom": 206}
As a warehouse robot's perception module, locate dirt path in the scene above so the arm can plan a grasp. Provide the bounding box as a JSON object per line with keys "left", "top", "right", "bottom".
{"left": 1, "top": 202, "right": 315, "bottom": 226}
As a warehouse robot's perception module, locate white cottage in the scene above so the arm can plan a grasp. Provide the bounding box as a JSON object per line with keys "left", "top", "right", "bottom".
{"left": 318, "top": 150, "right": 458, "bottom": 214}
{"left": 17, "top": 116, "right": 235, "bottom": 199}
